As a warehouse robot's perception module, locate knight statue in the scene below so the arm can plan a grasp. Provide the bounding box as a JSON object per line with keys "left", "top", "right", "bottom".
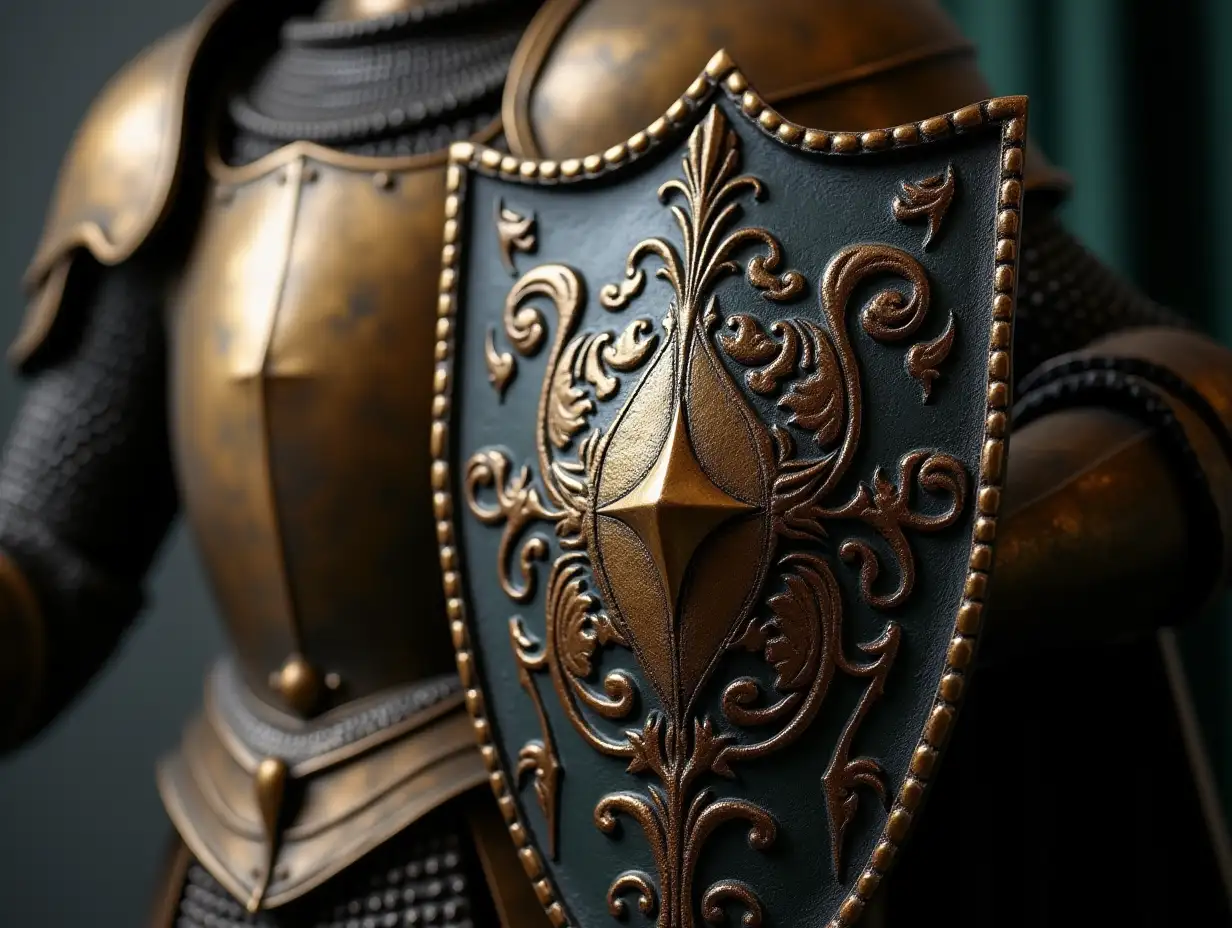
{"left": 2, "top": 1, "right": 1231, "bottom": 926}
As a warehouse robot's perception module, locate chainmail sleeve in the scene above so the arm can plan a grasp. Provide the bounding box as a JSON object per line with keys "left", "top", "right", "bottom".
{"left": 1012, "top": 204, "right": 1190, "bottom": 387}
{"left": 0, "top": 254, "right": 178, "bottom": 738}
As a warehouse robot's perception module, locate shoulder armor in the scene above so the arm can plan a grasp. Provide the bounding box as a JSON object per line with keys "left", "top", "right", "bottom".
{"left": 504, "top": 0, "right": 1069, "bottom": 194}
{"left": 12, "top": 0, "right": 236, "bottom": 369}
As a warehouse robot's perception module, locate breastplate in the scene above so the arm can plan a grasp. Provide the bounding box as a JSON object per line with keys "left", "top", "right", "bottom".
{"left": 169, "top": 142, "right": 455, "bottom": 716}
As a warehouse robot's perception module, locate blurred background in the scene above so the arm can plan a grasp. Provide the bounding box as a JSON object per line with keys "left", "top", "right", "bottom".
{"left": 0, "top": 0, "right": 1228, "bottom": 924}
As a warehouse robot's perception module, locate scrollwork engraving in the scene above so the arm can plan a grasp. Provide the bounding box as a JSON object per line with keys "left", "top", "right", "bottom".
{"left": 892, "top": 164, "right": 956, "bottom": 249}
{"left": 468, "top": 104, "right": 970, "bottom": 925}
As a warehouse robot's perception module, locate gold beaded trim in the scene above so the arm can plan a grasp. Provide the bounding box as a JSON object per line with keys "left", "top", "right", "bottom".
{"left": 435, "top": 48, "right": 1025, "bottom": 928}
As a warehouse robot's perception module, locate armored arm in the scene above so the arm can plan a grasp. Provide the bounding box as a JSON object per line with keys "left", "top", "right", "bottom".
{"left": 978, "top": 206, "right": 1232, "bottom": 663}
{"left": 0, "top": 253, "right": 179, "bottom": 751}
{"left": 0, "top": 29, "right": 197, "bottom": 750}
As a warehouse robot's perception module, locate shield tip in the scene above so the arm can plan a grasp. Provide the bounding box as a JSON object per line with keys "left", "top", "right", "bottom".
{"left": 704, "top": 49, "right": 738, "bottom": 80}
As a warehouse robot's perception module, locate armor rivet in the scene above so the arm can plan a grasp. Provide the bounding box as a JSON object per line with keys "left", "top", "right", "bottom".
{"left": 1000, "top": 179, "right": 1023, "bottom": 209}
{"left": 901, "top": 777, "right": 925, "bottom": 810}
{"left": 947, "top": 635, "right": 974, "bottom": 669}
{"left": 987, "top": 382, "right": 1009, "bottom": 409}
{"left": 908, "top": 746, "right": 936, "bottom": 779}
{"left": 986, "top": 412, "right": 1007, "bottom": 440}
{"left": 987, "top": 97, "right": 1025, "bottom": 120}
{"left": 970, "top": 545, "right": 994, "bottom": 571}
{"left": 957, "top": 601, "right": 983, "bottom": 634}
{"left": 974, "top": 516, "right": 997, "bottom": 542}
{"left": 920, "top": 115, "right": 951, "bottom": 138}
{"left": 860, "top": 130, "right": 890, "bottom": 150}
{"left": 871, "top": 840, "right": 896, "bottom": 871}
{"left": 886, "top": 809, "right": 911, "bottom": 842}
{"left": 978, "top": 486, "right": 1002, "bottom": 515}
{"left": 989, "top": 351, "right": 1010, "bottom": 381}
{"left": 373, "top": 171, "right": 396, "bottom": 191}
{"left": 892, "top": 124, "right": 920, "bottom": 145}
{"left": 777, "top": 123, "right": 803, "bottom": 144}
{"left": 856, "top": 870, "right": 880, "bottom": 899}
{"left": 519, "top": 847, "right": 544, "bottom": 879}
{"left": 926, "top": 705, "right": 954, "bottom": 745}
{"left": 831, "top": 133, "right": 860, "bottom": 154}
{"left": 839, "top": 895, "right": 864, "bottom": 924}
{"left": 724, "top": 72, "right": 748, "bottom": 95}
{"left": 953, "top": 104, "right": 983, "bottom": 129}
{"left": 666, "top": 99, "right": 690, "bottom": 124}
{"left": 940, "top": 673, "right": 964, "bottom": 702}
{"left": 803, "top": 130, "right": 830, "bottom": 151}
{"left": 704, "top": 50, "right": 734, "bottom": 79}
{"left": 271, "top": 654, "right": 324, "bottom": 715}
{"left": 996, "top": 210, "right": 1020, "bottom": 240}
{"left": 740, "top": 91, "right": 763, "bottom": 116}
{"left": 990, "top": 320, "right": 1011, "bottom": 349}
{"left": 582, "top": 154, "right": 603, "bottom": 174}
{"left": 757, "top": 109, "right": 782, "bottom": 133}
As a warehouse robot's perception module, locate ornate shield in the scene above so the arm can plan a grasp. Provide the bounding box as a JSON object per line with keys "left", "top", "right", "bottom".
{"left": 433, "top": 51, "right": 1023, "bottom": 928}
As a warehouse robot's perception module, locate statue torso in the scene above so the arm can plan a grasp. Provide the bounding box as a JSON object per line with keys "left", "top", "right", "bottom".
{"left": 169, "top": 145, "right": 459, "bottom": 714}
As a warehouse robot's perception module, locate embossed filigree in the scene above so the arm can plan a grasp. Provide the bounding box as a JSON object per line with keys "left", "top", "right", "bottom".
{"left": 441, "top": 62, "right": 1025, "bottom": 928}
{"left": 466, "top": 105, "right": 971, "bottom": 925}
{"left": 907, "top": 311, "right": 957, "bottom": 402}
{"left": 892, "top": 164, "right": 956, "bottom": 249}
{"left": 496, "top": 199, "right": 537, "bottom": 273}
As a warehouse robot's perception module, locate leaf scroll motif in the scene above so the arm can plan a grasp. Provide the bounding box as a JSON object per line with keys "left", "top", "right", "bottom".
{"left": 496, "top": 200, "right": 537, "bottom": 274}
{"left": 892, "top": 164, "right": 956, "bottom": 249}
{"left": 463, "top": 450, "right": 554, "bottom": 604}
{"left": 906, "top": 311, "right": 957, "bottom": 403}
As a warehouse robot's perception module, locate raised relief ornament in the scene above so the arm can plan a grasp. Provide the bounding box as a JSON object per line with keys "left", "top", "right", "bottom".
{"left": 433, "top": 51, "right": 1023, "bottom": 928}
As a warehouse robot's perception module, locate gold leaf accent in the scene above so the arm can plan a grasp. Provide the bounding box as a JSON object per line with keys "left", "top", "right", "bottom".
{"left": 892, "top": 164, "right": 956, "bottom": 250}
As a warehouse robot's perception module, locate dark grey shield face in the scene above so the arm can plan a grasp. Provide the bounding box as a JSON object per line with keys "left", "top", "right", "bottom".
{"left": 434, "top": 59, "right": 1024, "bottom": 928}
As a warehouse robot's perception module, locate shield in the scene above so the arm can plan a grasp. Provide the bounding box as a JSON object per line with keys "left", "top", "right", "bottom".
{"left": 433, "top": 50, "right": 1023, "bottom": 928}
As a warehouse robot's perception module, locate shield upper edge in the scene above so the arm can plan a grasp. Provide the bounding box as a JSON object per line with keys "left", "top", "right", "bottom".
{"left": 433, "top": 49, "right": 1026, "bottom": 928}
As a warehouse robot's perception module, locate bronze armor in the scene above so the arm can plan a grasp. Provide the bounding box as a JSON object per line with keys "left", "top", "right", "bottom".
{"left": 3, "top": 0, "right": 1232, "bottom": 924}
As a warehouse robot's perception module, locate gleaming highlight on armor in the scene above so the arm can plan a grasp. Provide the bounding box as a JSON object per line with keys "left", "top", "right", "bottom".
{"left": 2, "top": 1, "right": 1232, "bottom": 926}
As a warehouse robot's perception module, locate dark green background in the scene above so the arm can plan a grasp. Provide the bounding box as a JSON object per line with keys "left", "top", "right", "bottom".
{"left": 0, "top": 1, "right": 1226, "bottom": 924}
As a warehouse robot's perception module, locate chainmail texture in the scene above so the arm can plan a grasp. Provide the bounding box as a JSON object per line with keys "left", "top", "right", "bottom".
{"left": 1012, "top": 206, "right": 1188, "bottom": 388}
{"left": 225, "top": 0, "right": 541, "bottom": 164}
{"left": 174, "top": 806, "right": 495, "bottom": 928}
{"left": 210, "top": 660, "right": 462, "bottom": 765}
{"left": 0, "top": 256, "right": 178, "bottom": 735}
